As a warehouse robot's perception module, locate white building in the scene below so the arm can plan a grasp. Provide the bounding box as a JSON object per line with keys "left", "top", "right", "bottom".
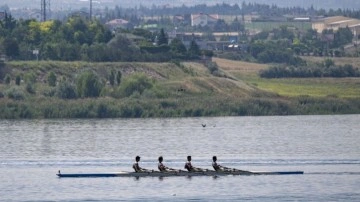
{"left": 191, "top": 13, "right": 219, "bottom": 27}
{"left": 312, "top": 16, "right": 360, "bottom": 38}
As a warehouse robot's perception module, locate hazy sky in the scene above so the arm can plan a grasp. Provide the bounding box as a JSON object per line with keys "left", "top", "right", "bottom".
{"left": 1, "top": 0, "right": 359, "bottom": 10}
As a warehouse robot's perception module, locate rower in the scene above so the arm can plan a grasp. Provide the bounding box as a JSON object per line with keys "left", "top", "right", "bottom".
{"left": 158, "top": 156, "right": 176, "bottom": 172}
{"left": 184, "top": 156, "right": 204, "bottom": 172}
{"left": 212, "top": 156, "right": 230, "bottom": 171}
{"left": 212, "top": 156, "right": 253, "bottom": 174}
{"left": 132, "top": 156, "right": 147, "bottom": 172}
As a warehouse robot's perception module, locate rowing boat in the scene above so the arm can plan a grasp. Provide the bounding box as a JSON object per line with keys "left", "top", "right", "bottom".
{"left": 56, "top": 170, "right": 304, "bottom": 178}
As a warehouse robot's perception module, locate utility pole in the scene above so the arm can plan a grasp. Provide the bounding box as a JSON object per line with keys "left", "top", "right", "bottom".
{"left": 90, "top": 0, "right": 93, "bottom": 19}
{"left": 41, "top": 0, "right": 51, "bottom": 22}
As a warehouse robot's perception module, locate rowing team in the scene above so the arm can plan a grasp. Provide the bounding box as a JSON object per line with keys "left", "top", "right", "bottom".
{"left": 133, "top": 155, "right": 241, "bottom": 173}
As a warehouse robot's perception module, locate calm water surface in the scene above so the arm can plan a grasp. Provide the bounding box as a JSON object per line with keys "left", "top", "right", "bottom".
{"left": 0, "top": 115, "right": 359, "bottom": 201}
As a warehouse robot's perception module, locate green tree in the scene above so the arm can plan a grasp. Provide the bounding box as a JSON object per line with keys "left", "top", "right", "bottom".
{"left": 333, "top": 27, "right": 353, "bottom": 47}
{"left": 3, "top": 38, "right": 19, "bottom": 58}
{"left": 3, "top": 12, "right": 16, "bottom": 31}
{"left": 118, "top": 73, "right": 153, "bottom": 97}
{"left": 169, "top": 38, "right": 187, "bottom": 58}
{"left": 107, "top": 34, "right": 141, "bottom": 61}
{"left": 77, "top": 71, "right": 103, "bottom": 98}
{"left": 230, "top": 17, "right": 245, "bottom": 32}
{"left": 157, "top": 28, "right": 168, "bottom": 46}
{"left": 188, "top": 40, "right": 201, "bottom": 58}
{"left": 214, "top": 19, "right": 229, "bottom": 32}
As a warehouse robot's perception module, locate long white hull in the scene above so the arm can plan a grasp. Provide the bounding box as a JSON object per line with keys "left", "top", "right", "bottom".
{"left": 56, "top": 170, "right": 304, "bottom": 178}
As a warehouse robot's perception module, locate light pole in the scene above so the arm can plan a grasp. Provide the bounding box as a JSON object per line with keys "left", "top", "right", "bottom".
{"left": 90, "top": 0, "right": 92, "bottom": 19}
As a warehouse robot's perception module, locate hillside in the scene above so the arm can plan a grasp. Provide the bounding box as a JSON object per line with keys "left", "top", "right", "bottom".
{"left": 0, "top": 58, "right": 360, "bottom": 119}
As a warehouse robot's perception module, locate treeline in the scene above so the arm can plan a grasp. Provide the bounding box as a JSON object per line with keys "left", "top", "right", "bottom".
{"left": 0, "top": 13, "right": 205, "bottom": 62}
{"left": 219, "top": 26, "right": 354, "bottom": 65}
{"left": 0, "top": 13, "right": 112, "bottom": 61}
{"left": 102, "top": 2, "right": 360, "bottom": 22}
{"left": 260, "top": 59, "right": 360, "bottom": 78}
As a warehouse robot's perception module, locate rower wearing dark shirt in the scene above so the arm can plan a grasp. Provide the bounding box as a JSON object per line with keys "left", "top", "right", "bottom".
{"left": 212, "top": 156, "right": 229, "bottom": 171}
{"left": 132, "top": 156, "right": 147, "bottom": 172}
{"left": 158, "top": 156, "right": 172, "bottom": 172}
{"left": 184, "top": 156, "right": 204, "bottom": 172}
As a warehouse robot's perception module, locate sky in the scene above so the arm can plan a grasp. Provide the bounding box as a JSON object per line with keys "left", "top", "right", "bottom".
{"left": 1, "top": 0, "right": 360, "bottom": 10}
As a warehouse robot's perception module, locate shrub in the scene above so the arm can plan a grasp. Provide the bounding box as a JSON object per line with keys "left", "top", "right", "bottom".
{"left": 77, "top": 71, "right": 103, "bottom": 98}
{"left": 47, "top": 72, "right": 57, "bottom": 87}
{"left": 205, "top": 61, "right": 219, "bottom": 74}
{"left": 6, "top": 87, "right": 25, "bottom": 100}
{"left": 56, "top": 81, "right": 77, "bottom": 99}
{"left": 116, "top": 71, "right": 122, "bottom": 86}
{"left": 117, "top": 73, "right": 153, "bottom": 97}
{"left": 24, "top": 72, "right": 36, "bottom": 84}
{"left": 15, "top": 75, "right": 21, "bottom": 85}
{"left": 25, "top": 83, "right": 36, "bottom": 94}
{"left": 260, "top": 64, "right": 360, "bottom": 78}
{"left": 4, "top": 74, "right": 11, "bottom": 84}
{"left": 43, "top": 88, "right": 56, "bottom": 97}
{"left": 109, "top": 70, "right": 115, "bottom": 86}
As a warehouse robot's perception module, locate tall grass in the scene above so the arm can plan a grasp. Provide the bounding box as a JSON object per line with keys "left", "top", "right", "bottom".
{"left": 1, "top": 59, "right": 360, "bottom": 119}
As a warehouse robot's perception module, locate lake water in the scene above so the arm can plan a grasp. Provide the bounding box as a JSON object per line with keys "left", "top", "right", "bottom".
{"left": 1, "top": 115, "right": 359, "bottom": 201}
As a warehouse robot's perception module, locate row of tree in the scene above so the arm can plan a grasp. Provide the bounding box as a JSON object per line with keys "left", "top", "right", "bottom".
{"left": 245, "top": 26, "right": 354, "bottom": 64}
{"left": 0, "top": 12, "right": 205, "bottom": 62}
{"left": 259, "top": 59, "right": 360, "bottom": 78}
{"left": 100, "top": 2, "right": 360, "bottom": 23}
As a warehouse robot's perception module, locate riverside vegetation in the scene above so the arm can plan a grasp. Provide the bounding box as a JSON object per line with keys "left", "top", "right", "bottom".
{"left": 1, "top": 4, "right": 360, "bottom": 118}
{"left": 0, "top": 57, "right": 360, "bottom": 119}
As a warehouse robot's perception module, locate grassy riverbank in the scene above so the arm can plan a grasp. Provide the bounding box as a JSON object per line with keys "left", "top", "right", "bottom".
{"left": 0, "top": 58, "right": 360, "bottom": 118}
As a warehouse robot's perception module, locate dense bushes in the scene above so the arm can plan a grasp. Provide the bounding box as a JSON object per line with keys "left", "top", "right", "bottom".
{"left": 116, "top": 73, "right": 154, "bottom": 97}
{"left": 0, "top": 95, "right": 359, "bottom": 119}
{"left": 5, "top": 87, "right": 25, "bottom": 100}
{"left": 56, "top": 81, "right": 77, "bottom": 99}
{"left": 260, "top": 63, "right": 360, "bottom": 78}
{"left": 248, "top": 40, "right": 306, "bottom": 65}
{"left": 76, "top": 71, "right": 103, "bottom": 98}
{"left": 47, "top": 72, "right": 57, "bottom": 87}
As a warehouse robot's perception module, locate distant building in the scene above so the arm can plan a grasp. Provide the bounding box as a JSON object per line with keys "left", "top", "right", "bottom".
{"left": 191, "top": 13, "right": 219, "bottom": 27}
{"left": 173, "top": 15, "right": 185, "bottom": 26}
{"left": 312, "top": 16, "right": 360, "bottom": 38}
{"left": 293, "top": 17, "right": 311, "bottom": 22}
{"left": 105, "top": 19, "right": 129, "bottom": 31}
